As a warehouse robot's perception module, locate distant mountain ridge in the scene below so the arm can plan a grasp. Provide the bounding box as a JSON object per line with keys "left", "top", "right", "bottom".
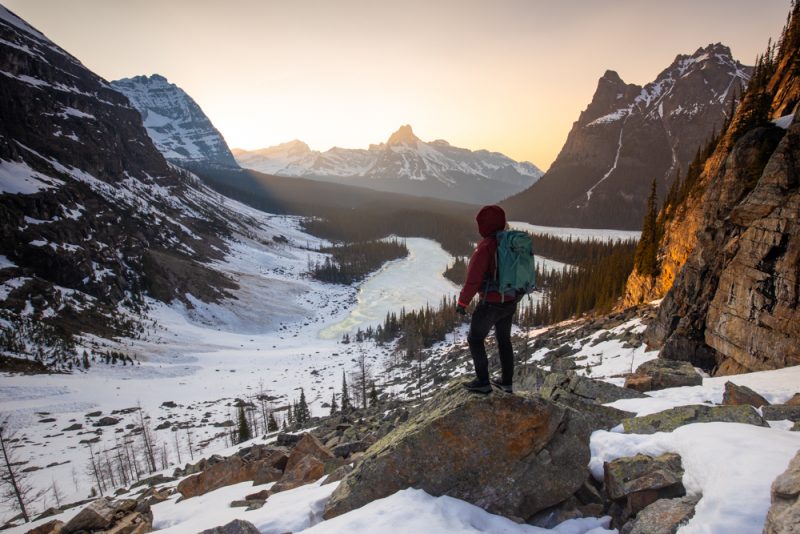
{"left": 233, "top": 125, "right": 543, "bottom": 205}
{"left": 111, "top": 74, "right": 237, "bottom": 168}
{"left": 504, "top": 43, "right": 751, "bottom": 229}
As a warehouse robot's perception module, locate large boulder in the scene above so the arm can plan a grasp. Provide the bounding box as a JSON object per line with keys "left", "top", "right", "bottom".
{"left": 323, "top": 379, "right": 591, "bottom": 521}
{"left": 622, "top": 404, "right": 768, "bottom": 434}
{"left": 624, "top": 360, "right": 702, "bottom": 392}
{"left": 271, "top": 455, "right": 325, "bottom": 493}
{"left": 722, "top": 381, "right": 770, "bottom": 407}
{"left": 764, "top": 450, "right": 800, "bottom": 534}
{"left": 283, "top": 433, "right": 334, "bottom": 472}
{"left": 177, "top": 456, "right": 260, "bottom": 499}
{"left": 604, "top": 453, "right": 685, "bottom": 526}
{"left": 621, "top": 495, "right": 700, "bottom": 534}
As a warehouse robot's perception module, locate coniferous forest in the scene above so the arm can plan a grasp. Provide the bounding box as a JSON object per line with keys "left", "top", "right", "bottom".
{"left": 310, "top": 239, "right": 408, "bottom": 284}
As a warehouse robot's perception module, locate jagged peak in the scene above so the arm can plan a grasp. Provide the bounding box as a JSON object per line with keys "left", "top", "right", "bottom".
{"left": 115, "top": 73, "right": 172, "bottom": 87}
{"left": 386, "top": 124, "right": 420, "bottom": 146}
{"left": 601, "top": 70, "right": 625, "bottom": 85}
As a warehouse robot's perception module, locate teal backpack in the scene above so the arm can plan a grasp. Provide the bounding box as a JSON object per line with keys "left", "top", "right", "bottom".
{"left": 489, "top": 231, "right": 536, "bottom": 301}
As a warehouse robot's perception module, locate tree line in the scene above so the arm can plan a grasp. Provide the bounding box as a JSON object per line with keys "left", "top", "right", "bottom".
{"left": 310, "top": 238, "right": 408, "bottom": 284}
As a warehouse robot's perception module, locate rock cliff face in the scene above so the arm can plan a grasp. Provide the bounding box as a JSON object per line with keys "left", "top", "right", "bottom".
{"left": 504, "top": 44, "right": 750, "bottom": 229}
{"left": 644, "top": 5, "right": 800, "bottom": 375}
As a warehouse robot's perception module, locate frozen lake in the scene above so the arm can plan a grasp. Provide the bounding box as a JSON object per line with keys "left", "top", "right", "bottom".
{"left": 510, "top": 221, "right": 640, "bottom": 242}
{"left": 320, "top": 238, "right": 459, "bottom": 339}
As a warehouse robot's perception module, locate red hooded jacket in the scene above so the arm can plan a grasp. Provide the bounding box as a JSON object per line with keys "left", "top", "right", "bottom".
{"left": 458, "top": 205, "right": 513, "bottom": 306}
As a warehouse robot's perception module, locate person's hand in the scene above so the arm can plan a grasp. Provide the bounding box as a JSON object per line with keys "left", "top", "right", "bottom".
{"left": 456, "top": 304, "right": 467, "bottom": 316}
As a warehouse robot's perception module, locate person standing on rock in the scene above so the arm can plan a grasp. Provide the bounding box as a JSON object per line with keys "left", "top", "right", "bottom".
{"left": 456, "top": 205, "right": 518, "bottom": 394}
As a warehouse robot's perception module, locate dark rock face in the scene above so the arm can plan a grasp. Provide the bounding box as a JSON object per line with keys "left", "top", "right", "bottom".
{"left": 624, "top": 360, "right": 702, "bottom": 392}
{"left": 111, "top": 74, "right": 238, "bottom": 169}
{"left": 622, "top": 404, "right": 768, "bottom": 434}
{"left": 323, "top": 379, "right": 591, "bottom": 522}
{"left": 721, "top": 381, "right": 770, "bottom": 407}
{"left": 504, "top": 44, "right": 750, "bottom": 229}
{"left": 765, "top": 450, "right": 800, "bottom": 534}
{"left": 0, "top": 7, "right": 255, "bottom": 359}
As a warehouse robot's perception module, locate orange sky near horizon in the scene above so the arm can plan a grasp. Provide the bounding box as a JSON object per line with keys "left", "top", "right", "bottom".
{"left": 4, "top": 0, "right": 791, "bottom": 170}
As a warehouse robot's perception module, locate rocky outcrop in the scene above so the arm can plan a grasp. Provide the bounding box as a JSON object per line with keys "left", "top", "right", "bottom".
{"left": 624, "top": 360, "right": 702, "bottom": 392}
{"left": 323, "top": 379, "right": 591, "bottom": 522}
{"left": 764, "top": 450, "right": 800, "bottom": 533}
{"left": 622, "top": 404, "right": 768, "bottom": 434}
{"left": 177, "top": 445, "right": 288, "bottom": 499}
{"left": 504, "top": 44, "right": 750, "bottom": 229}
{"left": 640, "top": 5, "right": 800, "bottom": 375}
{"left": 722, "top": 381, "right": 770, "bottom": 407}
{"left": 517, "top": 368, "right": 640, "bottom": 431}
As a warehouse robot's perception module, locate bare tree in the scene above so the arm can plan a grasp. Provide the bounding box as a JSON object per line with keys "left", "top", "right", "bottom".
{"left": 186, "top": 428, "right": 194, "bottom": 461}
{"left": 173, "top": 430, "right": 182, "bottom": 465}
{"left": 50, "top": 478, "right": 64, "bottom": 509}
{"left": 353, "top": 346, "right": 373, "bottom": 409}
{"left": 0, "top": 423, "right": 38, "bottom": 523}
{"left": 137, "top": 405, "right": 156, "bottom": 473}
{"left": 86, "top": 441, "right": 105, "bottom": 496}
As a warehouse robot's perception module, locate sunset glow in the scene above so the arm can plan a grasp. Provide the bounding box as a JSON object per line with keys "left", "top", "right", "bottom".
{"left": 5, "top": 0, "right": 790, "bottom": 169}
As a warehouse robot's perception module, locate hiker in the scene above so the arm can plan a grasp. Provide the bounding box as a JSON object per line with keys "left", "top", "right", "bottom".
{"left": 456, "top": 205, "right": 518, "bottom": 394}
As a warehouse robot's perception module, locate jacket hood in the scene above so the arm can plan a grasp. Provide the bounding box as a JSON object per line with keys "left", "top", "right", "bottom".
{"left": 476, "top": 205, "right": 506, "bottom": 237}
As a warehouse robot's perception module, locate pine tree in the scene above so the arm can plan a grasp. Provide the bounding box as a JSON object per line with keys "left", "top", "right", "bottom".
{"left": 634, "top": 178, "right": 659, "bottom": 277}
{"left": 267, "top": 412, "right": 279, "bottom": 432}
{"left": 369, "top": 382, "right": 379, "bottom": 407}
{"left": 296, "top": 389, "right": 310, "bottom": 424}
{"left": 330, "top": 392, "right": 338, "bottom": 415}
{"left": 236, "top": 406, "right": 251, "bottom": 444}
{"left": 287, "top": 403, "right": 294, "bottom": 427}
{"left": 340, "top": 370, "right": 351, "bottom": 412}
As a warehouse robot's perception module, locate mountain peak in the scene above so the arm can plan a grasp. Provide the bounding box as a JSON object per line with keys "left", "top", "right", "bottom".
{"left": 387, "top": 125, "right": 419, "bottom": 146}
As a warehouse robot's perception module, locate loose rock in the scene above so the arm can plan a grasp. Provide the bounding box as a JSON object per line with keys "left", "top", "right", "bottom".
{"left": 721, "top": 381, "right": 770, "bottom": 407}
{"left": 622, "top": 404, "right": 767, "bottom": 434}
{"left": 764, "top": 450, "right": 800, "bottom": 534}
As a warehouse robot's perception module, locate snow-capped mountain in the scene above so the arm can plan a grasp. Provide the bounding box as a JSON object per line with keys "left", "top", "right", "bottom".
{"left": 234, "top": 125, "right": 543, "bottom": 204}
{"left": 111, "top": 74, "right": 238, "bottom": 168}
{"left": 504, "top": 43, "right": 751, "bottom": 229}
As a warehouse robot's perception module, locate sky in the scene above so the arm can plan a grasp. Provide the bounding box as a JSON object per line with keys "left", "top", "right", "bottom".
{"left": 4, "top": 0, "right": 791, "bottom": 170}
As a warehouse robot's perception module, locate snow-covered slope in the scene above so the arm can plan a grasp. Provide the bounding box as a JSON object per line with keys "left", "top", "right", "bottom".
{"left": 234, "top": 125, "right": 543, "bottom": 204}
{"left": 111, "top": 74, "right": 238, "bottom": 168}
{"left": 0, "top": 6, "right": 261, "bottom": 365}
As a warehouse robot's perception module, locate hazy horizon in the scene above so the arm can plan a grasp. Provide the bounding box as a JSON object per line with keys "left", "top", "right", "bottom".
{"left": 4, "top": 0, "right": 791, "bottom": 170}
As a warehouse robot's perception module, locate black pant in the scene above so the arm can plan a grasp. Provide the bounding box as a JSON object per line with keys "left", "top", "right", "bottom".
{"left": 467, "top": 300, "right": 517, "bottom": 384}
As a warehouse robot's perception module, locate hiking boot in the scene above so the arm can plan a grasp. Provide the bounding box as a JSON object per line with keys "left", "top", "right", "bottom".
{"left": 491, "top": 378, "right": 513, "bottom": 393}
{"left": 463, "top": 379, "right": 492, "bottom": 394}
